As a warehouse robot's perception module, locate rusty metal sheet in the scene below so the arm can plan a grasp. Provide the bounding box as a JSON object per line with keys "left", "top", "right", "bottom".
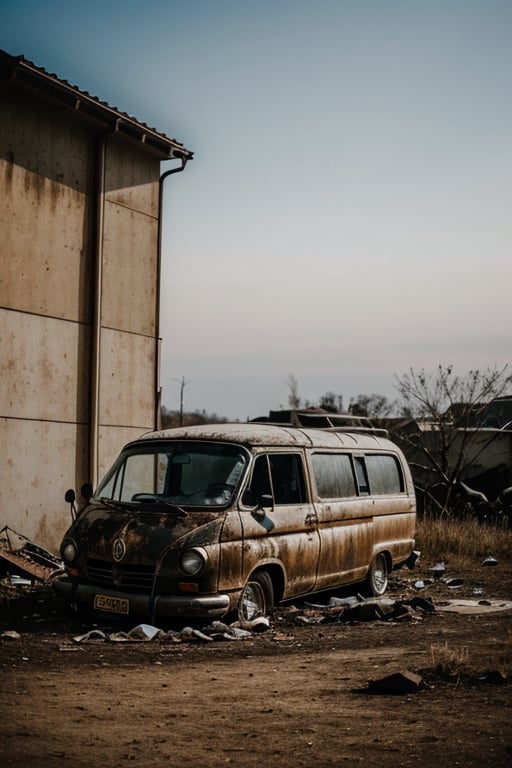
{"left": 0, "top": 526, "right": 64, "bottom": 583}
{"left": 0, "top": 548, "right": 62, "bottom": 582}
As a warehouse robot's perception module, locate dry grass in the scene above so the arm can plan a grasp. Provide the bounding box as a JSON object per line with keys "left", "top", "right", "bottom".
{"left": 430, "top": 632, "right": 512, "bottom": 680}
{"left": 418, "top": 514, "right": 512, "bottom": 681}
{"left": 415, "top": 514, "right": 512, "bottom": 564}
{"left": 430, "top": 642, "right": 469, "bottom": 677}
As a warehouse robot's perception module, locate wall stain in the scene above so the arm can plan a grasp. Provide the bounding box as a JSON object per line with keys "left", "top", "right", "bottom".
{"left": 4, "top": 151, "right": 14, "bottom": 187}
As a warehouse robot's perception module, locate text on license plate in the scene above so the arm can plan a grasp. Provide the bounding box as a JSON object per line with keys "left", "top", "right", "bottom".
{"left": 94, "top": 594, "right": 129, "bottom": 615}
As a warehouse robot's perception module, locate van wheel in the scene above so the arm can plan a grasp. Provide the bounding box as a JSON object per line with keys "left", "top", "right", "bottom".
{"left": 238, "top": 571, "right": 274, "bottom": 622}
{"left": 366, "top": 553, "right": 388, "bottom": 596}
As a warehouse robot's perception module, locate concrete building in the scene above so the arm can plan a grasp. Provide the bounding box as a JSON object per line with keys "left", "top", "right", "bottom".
{"left": 0, "top": 50, "right": 193, "bottom": 550}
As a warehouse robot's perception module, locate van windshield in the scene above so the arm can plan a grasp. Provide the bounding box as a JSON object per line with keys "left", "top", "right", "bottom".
{"left": 94, "top": 441, "right": 248, "bottom": 509}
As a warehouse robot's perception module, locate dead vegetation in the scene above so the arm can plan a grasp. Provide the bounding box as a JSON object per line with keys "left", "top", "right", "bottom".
{"left": 429, "top": 630, "right": 512, "bottom": 682}
{"left": 414, "top": 515, "right": 512, "bottom": 683}
{"left": 415, "top": 513, "right": 512, "bottom": 563}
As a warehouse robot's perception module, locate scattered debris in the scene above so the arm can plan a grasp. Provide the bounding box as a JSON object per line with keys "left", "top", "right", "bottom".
{"left": 73, "top": 629, "right": 108, "bottom": 644}
{"left": 406, "top": 596, "right": 436, "bottom": 614}
{"left": 413, "top": 579, "right": 434, "bottom": 590}
{"left": 440, "top": 577, "right": 464, "bottom": 588}
{"left": 237, "top": 616, "right": 270, "bottom": 632}
{"left": 110, "top": 624, "right": 164, "bottom": 642}
{"left": 343, "top": 598, "right": 396, "bottom": 622}
{"left": 315, "top": 595, "right": 362, "bottom": 609}
{"left": 286, "top": 593, "right": 435, "bottom": 626}
{"left": 0, "top": 526, "right": 64, "bottom": 584}
{"left": 406, "top": 549, "right": 421, "bottom": 568}
{"left": 430, "top": 562, "right": 446, "bottom": 578}
{"left": 71, "top": 620, "right": 260, "bottom": 645}
{"left": 179, "top": 626, "right": 213, "bottom": 643}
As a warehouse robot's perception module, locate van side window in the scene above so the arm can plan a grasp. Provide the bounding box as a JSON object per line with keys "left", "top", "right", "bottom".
{"left": 269, "top": 454, "right": 307, "bottom": 505}
{"left": 353, "top": 457, "right": 370, "bottom": 495}
{"left": 311, "top": 453, "right": 356, "bottom": 499}
{"left": 248, "top": 454, "right": 306, "bottom": 505}
{"left": 365, "top": 454, "right": 404, "bottom": 494}
{"left": 249, "top": 455, "right": 273, "bottom": 499}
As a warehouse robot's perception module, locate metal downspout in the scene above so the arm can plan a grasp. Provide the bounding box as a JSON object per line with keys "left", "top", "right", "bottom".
{"left": 90, "top": 123, "right": 118, "bottom": 489}
{"left": 155, "top": 156, "right": 190, "bottom": 430}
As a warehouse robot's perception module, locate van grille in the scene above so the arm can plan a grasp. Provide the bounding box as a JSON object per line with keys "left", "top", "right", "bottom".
{"left": 86, "top": 559, "right": 156, "bottom": 593}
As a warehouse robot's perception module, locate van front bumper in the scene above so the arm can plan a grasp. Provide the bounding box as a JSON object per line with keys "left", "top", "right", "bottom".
{"left": 54, "top": 579, "right": 231, "bottom": 618}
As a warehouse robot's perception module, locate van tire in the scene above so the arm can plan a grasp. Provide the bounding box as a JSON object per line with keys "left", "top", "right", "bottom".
{"left": 365, "top": 553, "right": 389, "bottom": 596}
{"left": 238, "top": 571, "right": 274, "bottom": 622}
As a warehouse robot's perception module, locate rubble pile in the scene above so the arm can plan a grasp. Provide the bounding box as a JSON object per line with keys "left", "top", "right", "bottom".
{"left": 0, "top": 526, "right": 64, "bottom": 586}
{"left": 71, "top": 617, "right": 270, "bottom": 645}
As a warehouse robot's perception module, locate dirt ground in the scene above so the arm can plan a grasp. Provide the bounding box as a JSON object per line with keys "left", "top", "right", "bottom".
{"left": 1, "top": 561, "right": 511, "bottom": 768}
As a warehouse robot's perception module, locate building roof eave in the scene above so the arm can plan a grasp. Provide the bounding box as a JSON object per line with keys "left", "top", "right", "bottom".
{"left": 0, "top": 49, "right": 193, "bottom": 161}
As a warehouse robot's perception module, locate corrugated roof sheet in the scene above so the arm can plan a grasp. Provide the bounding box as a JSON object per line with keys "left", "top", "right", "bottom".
{"left": 0, "top": 49, "right": 193, "bottom": 161}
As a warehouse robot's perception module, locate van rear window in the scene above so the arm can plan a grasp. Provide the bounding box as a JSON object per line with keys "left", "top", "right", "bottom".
{"left": 311, "top": 454, "right": 356, "bottom": 499}
{"left": 365, "top": 454, "right": 404, "bottom": 494}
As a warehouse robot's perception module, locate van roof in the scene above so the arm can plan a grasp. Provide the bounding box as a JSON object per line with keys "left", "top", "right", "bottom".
{"left": 135, "top": 423, "right": 399, "bottom": 452}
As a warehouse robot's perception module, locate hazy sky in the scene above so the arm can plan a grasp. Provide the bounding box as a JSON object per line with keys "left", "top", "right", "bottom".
{"left": 3, "top": 0, "right": 511, "bottom": 420}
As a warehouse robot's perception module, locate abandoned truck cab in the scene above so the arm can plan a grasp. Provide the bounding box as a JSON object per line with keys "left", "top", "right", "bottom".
{"left": 55, "top": 424, "right": 416, "bottom": 622}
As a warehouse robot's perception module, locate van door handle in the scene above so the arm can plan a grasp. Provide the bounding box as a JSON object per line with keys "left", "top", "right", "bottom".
{"left": 304, "top": 513, "right": 316, "bottom": 526}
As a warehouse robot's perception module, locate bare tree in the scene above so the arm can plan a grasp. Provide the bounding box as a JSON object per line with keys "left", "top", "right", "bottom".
{"left": 348, "top": 393, "right": 396, "bottom": 418}
{"left": 318, "top": 391, "right": 339, "bottom": 413}
{"left": 394, "top": 364, "right": 512, "bottom": 513}
{"left": 286, "top": 374, "right": 301, "bottom": 410}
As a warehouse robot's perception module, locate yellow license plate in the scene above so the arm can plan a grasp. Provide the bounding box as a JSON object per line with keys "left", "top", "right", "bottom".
{"left": 94, "top": 594, "right": 129, "bottom": 615}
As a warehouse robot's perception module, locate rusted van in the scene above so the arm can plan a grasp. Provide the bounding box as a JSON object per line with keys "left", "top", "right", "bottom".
{"left": 55, "top": 423, "right": 416, "bottom": 622}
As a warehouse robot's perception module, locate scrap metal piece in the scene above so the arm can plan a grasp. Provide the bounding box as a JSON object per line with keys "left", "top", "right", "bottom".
{"left": 430, "top": 562, "right": 446, "bottom": 578}
{"left": 0, "top": 526, "right": 64, "bottom": 583}
{"left": 440, "top": 577, "right": 464, "bottom": 588}
{"left": 366, "top": 670, "right": 423, "bottom": 695}
{"left": 73, "top": 629, "right": 108, "bottom": 644}
{"left": 413, "top": 579, "right": 434, "bottom": 590}
{"left": 406, "top": 596, "right": 436, "bottom": 614}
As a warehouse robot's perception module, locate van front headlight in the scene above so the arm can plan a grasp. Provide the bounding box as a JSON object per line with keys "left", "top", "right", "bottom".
{"left": 62, "top": 539, "right": 78, "bottom": 564}
{"left": 179, "top": 548, "right": 207, "bottom": 576}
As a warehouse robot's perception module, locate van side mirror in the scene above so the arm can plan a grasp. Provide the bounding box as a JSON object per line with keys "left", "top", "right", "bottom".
{"left": 64, "top": 489, "right": 77, "bottom": 521}
{"left": 64, "top": 489, "right": 76, "bottom": 504}
{"left": 81, "top": 483, "right": 93, "bottom": 501}
{"left": 240, "top": 490, "right": 274, "bottom": 520}
{"left": 252, "top": 493, "right": 274, "bottom": 521}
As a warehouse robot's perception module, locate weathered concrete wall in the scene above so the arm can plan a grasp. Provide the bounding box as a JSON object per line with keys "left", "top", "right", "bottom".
{"left": 1, "top": 83, "right": 161, "bottom": 551}
{"left": 97, "top": 129, "right": 161, "bottom": 483}
{"left": 1, "top": 88, "right": 93, "bottom": 323}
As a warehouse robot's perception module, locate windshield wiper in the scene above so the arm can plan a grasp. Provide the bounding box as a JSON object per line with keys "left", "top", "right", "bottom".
{"left": 96, "top": 496, "right": 188, "bottom": 517}
{"left": 143, "top": 499, "right": 189, "bottom": 517}
{"left": 96, "top": 497, "right": 129, "bottom": 510}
